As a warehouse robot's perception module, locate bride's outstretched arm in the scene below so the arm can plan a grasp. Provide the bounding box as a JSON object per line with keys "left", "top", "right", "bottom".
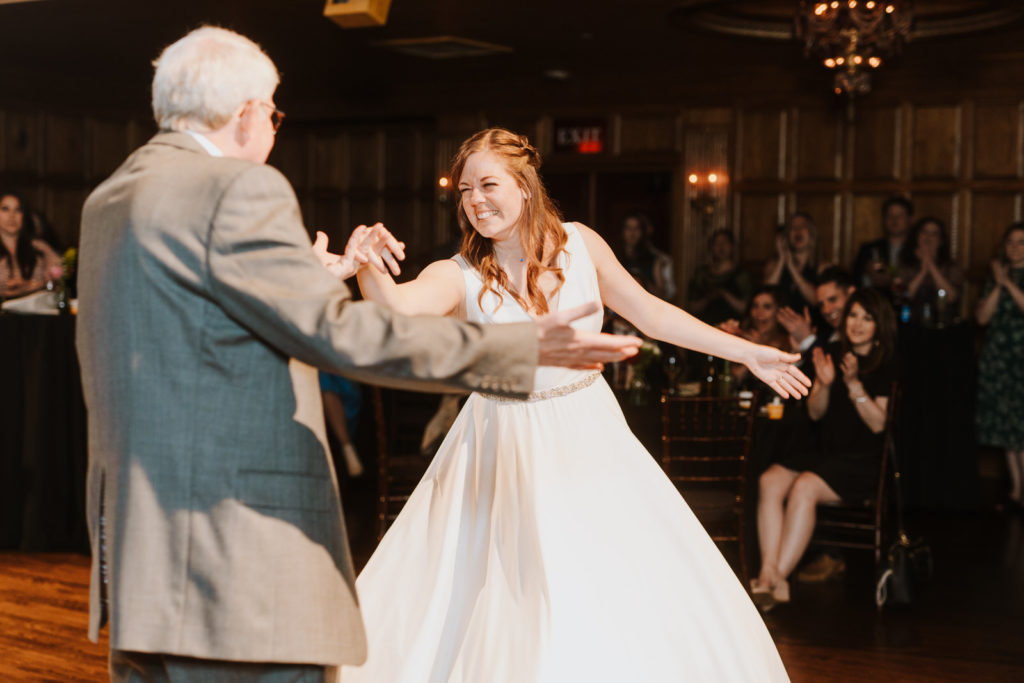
{"left": 576, "top": 222, "right": 811, "bottom": 398}
{"left": 337, "top": 222, "right": 462, "bottom": 316}
{"left": 356, "top": 256, "right": 464, "bottom": 316}
{"left": 354, "top": 226, "right": 642, "bottom": 367}
{"left": 357, "top": 255, "right": 465, "bottom": 317}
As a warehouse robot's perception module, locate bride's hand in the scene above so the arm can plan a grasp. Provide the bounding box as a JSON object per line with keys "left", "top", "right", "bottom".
{"left": 356, "top": 222, "right": 406, "bottom": 276}
{"left": 741, "top": 345, "right": 812, "bottom": 399}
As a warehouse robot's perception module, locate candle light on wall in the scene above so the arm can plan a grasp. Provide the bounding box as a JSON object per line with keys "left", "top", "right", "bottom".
{"left": 687, "top": 171, "right": 726, "bottom": 227}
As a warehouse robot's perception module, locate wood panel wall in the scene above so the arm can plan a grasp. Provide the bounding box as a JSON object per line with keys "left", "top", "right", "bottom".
{"left": 0, "top": 108, "right": 152, "bottom": 248}
{"left": 0, "top": 110, "right": 449, "bottom": 273}
{"left": 271, "top": 122, "right": 445, "bottom": 269}
{"left": 731, "top": 99, "right": 1024, "bottom": 293}
{"left": 4, "top": 98, "right": 1022, "bottom": 307}
{"left": 487, "top": 99, "right": 1024, "bottom": 304}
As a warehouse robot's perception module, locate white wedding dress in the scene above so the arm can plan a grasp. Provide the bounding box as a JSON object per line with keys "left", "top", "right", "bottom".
{"left": 342, "top": 223, "right": 789, "bottom": 682}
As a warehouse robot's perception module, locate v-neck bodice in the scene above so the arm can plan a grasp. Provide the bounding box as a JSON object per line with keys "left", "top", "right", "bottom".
{"left": 452, "top": 222, "right": 603, "bottom": 391}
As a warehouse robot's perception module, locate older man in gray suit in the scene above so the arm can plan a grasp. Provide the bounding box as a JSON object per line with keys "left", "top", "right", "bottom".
{"left": 76, "top": 26, "right": 638, "bottom": 681}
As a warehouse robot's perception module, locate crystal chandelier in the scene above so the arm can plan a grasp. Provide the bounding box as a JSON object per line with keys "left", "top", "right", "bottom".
{"left": 795, "top": 0, "right": 914, "bottom": 96}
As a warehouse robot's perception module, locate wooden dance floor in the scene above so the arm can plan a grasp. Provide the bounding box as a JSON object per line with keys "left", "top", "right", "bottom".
{"left": 2, "top": 512, "right": 1022, "bottom": 682}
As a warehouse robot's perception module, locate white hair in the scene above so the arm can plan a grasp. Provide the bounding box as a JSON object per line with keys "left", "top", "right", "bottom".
{"left": 151, "top": 26, "right": 280, "bottom": 132}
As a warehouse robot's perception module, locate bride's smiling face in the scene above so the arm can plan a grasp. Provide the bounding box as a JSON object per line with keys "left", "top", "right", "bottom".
{"left": 458, "top": 150, "right": 527, "bottom": 243}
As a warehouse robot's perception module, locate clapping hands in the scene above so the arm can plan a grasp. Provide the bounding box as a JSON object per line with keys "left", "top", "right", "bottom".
{"left": 839, "top": 352, "right": 859, "bottom": 384}
{"left": 312, "top": 223, "right": 406, "bottom": 280}
{"left": 991, "top": 259, "right": 1010, "bottom": 287}
{"left": 777, "top": 306, "right": 813, "bottom": 343}
{"left": 718, "top": 318, "right": 745, "bottom": 338}
{"left": 811, "top": 347, "right": 835, "bottom": 386}
{"left": 774, "top": 233, "right": 789, "bottom": 261}
{"left": 811, "top": 347, "right": 860, "bottom": 388}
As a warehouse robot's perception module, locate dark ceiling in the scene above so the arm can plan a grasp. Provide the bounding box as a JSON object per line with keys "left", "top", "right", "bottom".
{"left": 2, "top": 0, "right": 1024, "bottom": 122}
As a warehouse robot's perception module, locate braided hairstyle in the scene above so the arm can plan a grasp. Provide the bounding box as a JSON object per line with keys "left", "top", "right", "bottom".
{"left": 450, "top": 128, "right": 566, "bottom": 315}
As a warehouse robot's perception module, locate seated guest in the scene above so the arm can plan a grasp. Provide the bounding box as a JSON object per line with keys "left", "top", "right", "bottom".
{"left": 976, "top": 223, "right": 1024, "bottom": 510}
{"left": 896, "top": 216, "right": 964, "bottom": 327}
{"left": 853, "top": 196, "right": 913, "bottom": 292}
{"left": 775, "top": 267, "right": 857, "bottom": 581}
{"left": 616, "top": 212, "right": 673, "bottom": 300}
{"left": 687, "top": 228, "right": 753, "bottom": 326}
{"left": 778, "top": 266, "right": 857, "bottom": 363}
{"left": 0, "top": 191, "right": 62, "bottom": 298}
{"left": 720, "top": 286, "right": 792, "bottom": 389}
{"left": 751, "top": 288, "right": 898, "bottom": 610}
{"left": 764, "top": 212, "right": 818, "bottom": 315}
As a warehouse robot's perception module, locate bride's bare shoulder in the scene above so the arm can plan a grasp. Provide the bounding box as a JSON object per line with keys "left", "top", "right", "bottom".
{"left": 570, "top": 222, "right": 615, "bottom": 261}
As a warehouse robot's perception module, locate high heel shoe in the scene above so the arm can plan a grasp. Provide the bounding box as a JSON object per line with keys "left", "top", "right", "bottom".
{"left": 751, "top": 578, "right": 790, "bottom": 613}
{"left": 771, "top": 579, "right": 790, "bottom": 604}
{"left": 749, "top": 579, "right": 776, "bottom": 611}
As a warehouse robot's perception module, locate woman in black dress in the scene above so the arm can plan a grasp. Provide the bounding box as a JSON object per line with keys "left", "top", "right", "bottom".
{"left": 751, "top": 288, "right": 898, "bottom": 609}
{"left": 688, "top": 229, "right": 753, "bottom": 326}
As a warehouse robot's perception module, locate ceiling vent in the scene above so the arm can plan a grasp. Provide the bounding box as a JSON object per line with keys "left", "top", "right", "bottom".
{"left": 375, "top": 36, "right": 513, "bottom": 59}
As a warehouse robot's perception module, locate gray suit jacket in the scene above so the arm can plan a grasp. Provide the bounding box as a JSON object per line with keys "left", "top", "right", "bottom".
{"left": 75, "top": 132, "right": 536, "bottom": 666}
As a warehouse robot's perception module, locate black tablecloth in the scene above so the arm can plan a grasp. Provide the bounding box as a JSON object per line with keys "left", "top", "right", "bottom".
{"left": 896, "top": 323, "right": 978, "bottom": 510}
{"left": 0, "top": 313, "right": 89, "bottom": 551}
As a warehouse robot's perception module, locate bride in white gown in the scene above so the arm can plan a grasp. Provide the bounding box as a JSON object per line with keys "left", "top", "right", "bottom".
{"left": 342, "top": 128, "right": 808, "bottom": 682}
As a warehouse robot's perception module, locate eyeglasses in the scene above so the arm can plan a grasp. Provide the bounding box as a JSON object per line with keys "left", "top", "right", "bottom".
{"left": 256, "top": 101, "right": 286, "bottom": 132}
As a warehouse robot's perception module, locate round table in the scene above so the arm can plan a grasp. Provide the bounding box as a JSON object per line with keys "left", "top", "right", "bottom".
{"left": 0, "top": 312, "right": 89, "bottom": 551}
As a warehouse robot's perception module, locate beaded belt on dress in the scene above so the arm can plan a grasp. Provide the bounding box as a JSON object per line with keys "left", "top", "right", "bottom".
{"left": 479, "top": 372, "right": 601, "bottom": 403}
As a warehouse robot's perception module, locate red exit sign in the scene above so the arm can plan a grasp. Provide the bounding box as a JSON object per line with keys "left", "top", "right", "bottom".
{"left": 554, "top": 121, "right": 605, "bottom": 154}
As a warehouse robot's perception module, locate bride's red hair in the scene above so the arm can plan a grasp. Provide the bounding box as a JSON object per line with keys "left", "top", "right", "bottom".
{"left": 450, "top": 128, "right": 566, "bottom": 315}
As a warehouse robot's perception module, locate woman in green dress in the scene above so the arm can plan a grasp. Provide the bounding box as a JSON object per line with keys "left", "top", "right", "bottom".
{"left": 976, "top": 223, "right": 1024, "bottom": 508}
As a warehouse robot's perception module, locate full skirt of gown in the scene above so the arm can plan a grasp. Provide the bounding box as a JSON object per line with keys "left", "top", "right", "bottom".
{"left": 341, "top": 376, "right": 788, "bottom": 682}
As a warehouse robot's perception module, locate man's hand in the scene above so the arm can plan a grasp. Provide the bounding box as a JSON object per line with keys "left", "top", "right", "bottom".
{"left": 312, "top": 231, "right": 349, "bottom": 277}
{"left": 777, "top": 306, "right": 813, "bottom": 343}
{"left": 536, "top": 302, "right": 641, "bottom": 369}
{"left": 742, "top": 345, "right": 813, "bottom": 399}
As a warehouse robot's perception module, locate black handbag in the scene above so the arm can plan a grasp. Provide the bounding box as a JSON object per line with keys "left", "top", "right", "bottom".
{"left": 875, "top": 434, "right": 933, "bottom": 608}
{"left": 876, "top": 531, "right": 933, "bottom": 606}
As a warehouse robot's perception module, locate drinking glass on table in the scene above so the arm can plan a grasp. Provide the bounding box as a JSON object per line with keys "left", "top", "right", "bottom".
{"left": 663, "top": 348, "right": 684, "bottom": 394}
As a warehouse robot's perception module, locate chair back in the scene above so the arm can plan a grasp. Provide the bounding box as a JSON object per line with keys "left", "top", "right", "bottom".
{"left": 370, "top": 387, "right": 446, "bottom": 540}
{"left": 660, "top": 393, "right": 757, "bottom": 581}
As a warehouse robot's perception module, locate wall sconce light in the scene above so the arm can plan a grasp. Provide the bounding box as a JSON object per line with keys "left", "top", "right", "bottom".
{"left": 438, "top": 176, "right": 451, "bottom": 202}
{"left": 687, "top": 172, "right": 725, "bottom": 227}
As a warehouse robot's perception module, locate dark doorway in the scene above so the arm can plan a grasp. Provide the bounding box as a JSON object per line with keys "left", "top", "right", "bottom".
{"left": 544, "top": 169, "right": 674, "bottom": 256}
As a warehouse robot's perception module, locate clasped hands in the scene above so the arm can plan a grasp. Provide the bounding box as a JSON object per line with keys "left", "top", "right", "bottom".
{"left": 313, "top": 223, "right": 405, "bottom": 280}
